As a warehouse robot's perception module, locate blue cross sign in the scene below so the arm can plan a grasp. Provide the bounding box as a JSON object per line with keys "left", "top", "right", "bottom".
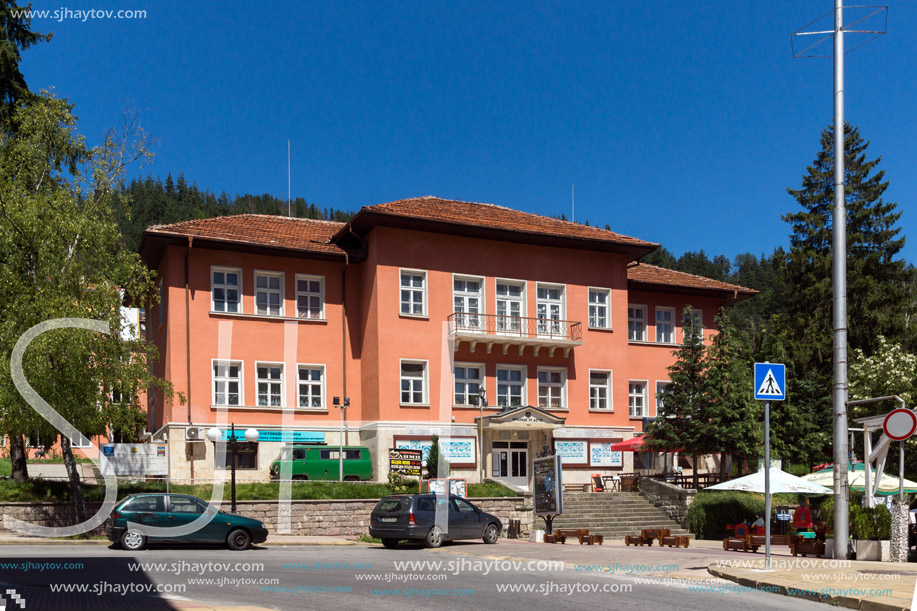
{"left": 754, "top": 363, "right": 786, "bottom": 401}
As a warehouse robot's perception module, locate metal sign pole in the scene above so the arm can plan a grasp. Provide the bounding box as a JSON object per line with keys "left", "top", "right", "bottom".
{"left": 765, "top": 400, "right": 771, "bottom": 570}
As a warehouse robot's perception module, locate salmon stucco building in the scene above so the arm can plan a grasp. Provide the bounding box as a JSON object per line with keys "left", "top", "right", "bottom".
{"left": 138, "top": 196, "right": 756, "bottom": 489}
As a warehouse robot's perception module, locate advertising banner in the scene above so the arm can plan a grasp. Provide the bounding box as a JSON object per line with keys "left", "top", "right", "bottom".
{"left": 533, "top": 455, "right": 563, "bottom": 516}
{"left": 100, "top": 444, "right": 168, "bottom": 476}
{"left": 389, "top": 448, "right": 423, "bottom": 477}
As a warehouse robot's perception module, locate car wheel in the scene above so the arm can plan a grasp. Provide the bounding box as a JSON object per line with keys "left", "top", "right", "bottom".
{"left": 381, "top": 538, "right": 400, "bottom": 549}
{"left": 424, "top": 526, "right": 444, "bottom": 548}
{"left": 120, "top": 530, "right": 146, "bottom": 551}
{"left": 483, "top": 524, "right": 499, "bottom": 544}
{"left": 227, "top": 529, "right": 252, "bottom": 551}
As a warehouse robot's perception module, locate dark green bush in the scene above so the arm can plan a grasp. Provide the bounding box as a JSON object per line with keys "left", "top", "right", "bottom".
{"left": 686, "top": 491, "right": 764, "bottom": 539}
{"left": 850, "top": 504, "right": 891, "bottom": 540}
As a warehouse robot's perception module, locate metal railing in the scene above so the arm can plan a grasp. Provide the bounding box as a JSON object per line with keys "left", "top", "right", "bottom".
{"left": 448, "top": 313, "right": 582, "bottom": 342}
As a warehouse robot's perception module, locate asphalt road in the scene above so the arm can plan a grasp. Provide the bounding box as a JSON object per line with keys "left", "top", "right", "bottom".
{"left": 0, "top": 542, "right": 828, "bottom": 610}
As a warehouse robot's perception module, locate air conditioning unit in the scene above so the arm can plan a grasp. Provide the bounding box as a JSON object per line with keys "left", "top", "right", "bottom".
{"left": 186, "top": 426, "right": 204, "bottom": 441}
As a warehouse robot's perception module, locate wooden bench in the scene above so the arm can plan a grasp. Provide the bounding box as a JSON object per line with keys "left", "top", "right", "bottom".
{"left": 544, "top": 534, "right": 558, "bottom": 544}
{"left": 789, "top": 535, "right": 825, "bottom": 558}
{"left": 723, "top": 538, "right": 751, "bottom": 552}
{"left": 659, "top": 535, "right": 689, "bottom": 548}
{"left": 748, "top": 534, "right": 789, "bottom": 549}
{"left": 620, "top": 474, "right": 640, "bottom": 492}
{"left": 624, "top": 535, "right": 644, "bottom": 546}
{"left": 580, "top": 534, "right": 603, "bottom": 545}
{"left": 641, "top": 528, "right": 670, "bottom": 546}
{"left": 554, "top": 528, "right": 588, "bottom": 544}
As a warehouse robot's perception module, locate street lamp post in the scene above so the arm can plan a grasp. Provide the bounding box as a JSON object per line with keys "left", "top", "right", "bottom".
{"left": 472, "top": 388, "right": 487, "bottom": 483}
{"left": 333, "top": 397, "right": 350, "bottom": 481}
{"left": 207, "top": 424, "right": 259, "bottom": 513}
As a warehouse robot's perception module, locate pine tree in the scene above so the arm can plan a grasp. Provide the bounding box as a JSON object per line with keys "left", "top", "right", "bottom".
{"left": 646, "top": 306, "right": 708, "bottom": 488}
{"left": 0, "top": 1, "right": 51, "bottom": 129}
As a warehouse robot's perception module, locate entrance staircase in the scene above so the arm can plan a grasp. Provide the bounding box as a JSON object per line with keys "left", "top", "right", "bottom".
{"left": 550, "top": 491, "right": 693, "bottom": 539}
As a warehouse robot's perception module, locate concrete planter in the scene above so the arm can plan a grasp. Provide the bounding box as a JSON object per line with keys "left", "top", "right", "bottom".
{"left": 856, "top": 539, "right": 891, "bottom": 562}
{"left": 530, "top": 529, "right": 544, "bottom": 543}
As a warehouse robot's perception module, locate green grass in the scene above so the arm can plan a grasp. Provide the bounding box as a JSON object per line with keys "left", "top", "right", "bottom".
{"left": 0, "top": 479, "right": 520, "bottom": 503}
{"left": 0, "top": 459, "right": 10, "bottom": 478}
{"left": 355, "top": 533, "right": 381, "bottom": 543}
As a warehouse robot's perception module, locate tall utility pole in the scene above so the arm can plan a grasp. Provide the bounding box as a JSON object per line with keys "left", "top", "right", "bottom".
{"left": 830, "top": 0, "right": 849, "bottom": 563}
{"left": 792, "top": 3, "right": 887, "bottom": 560}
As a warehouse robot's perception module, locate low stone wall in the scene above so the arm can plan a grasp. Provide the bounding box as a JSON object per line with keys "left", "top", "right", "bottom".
{"left": 0, "top": 496, "right": 534, "bottom": 538}
{"left": 638, "top": 477, "right": 695, "bottom": 526}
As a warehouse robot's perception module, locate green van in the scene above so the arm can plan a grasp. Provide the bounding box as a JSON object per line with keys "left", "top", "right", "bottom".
{"left": 269, "top": 444, "right": 373, "bottom": 481}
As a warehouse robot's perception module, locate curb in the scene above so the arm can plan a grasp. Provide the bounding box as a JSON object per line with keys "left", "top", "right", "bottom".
{"left": 0, "top": 538, "right": 369, "bottom": 546}
{"left": 707, "top": 564, "right": 911, "bottom": 611}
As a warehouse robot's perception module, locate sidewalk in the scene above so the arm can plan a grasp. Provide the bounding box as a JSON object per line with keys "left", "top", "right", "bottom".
{"left": 708, "top": 555, "right": 917, "bottom": 611}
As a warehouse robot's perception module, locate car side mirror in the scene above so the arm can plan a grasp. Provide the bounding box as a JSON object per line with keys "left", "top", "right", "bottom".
{"left": 475, "top": 507, "right": 482, "bottom": 513}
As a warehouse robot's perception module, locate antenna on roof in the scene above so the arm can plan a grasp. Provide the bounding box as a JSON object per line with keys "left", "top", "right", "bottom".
{"left": 287, "top": 140, "right": 291, "bottom": 217}
{"left": 571, "top": 184, "right": 574, "bottom": 223}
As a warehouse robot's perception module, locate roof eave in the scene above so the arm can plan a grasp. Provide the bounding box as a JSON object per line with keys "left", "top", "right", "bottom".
{"left": 628, "top": 280, "right": 758, "bottom": 302}
{"left": 334, "top": 208, "right": 658, "bottom": 260}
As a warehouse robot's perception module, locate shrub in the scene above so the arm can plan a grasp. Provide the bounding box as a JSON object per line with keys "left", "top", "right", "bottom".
{"left": 850, "top": 504, "right": 891, "bottom": 540}
{"left": 387, "top": 470, "right": 417, "bottom": 494}
{"left": 686, "top": 491, "right": 764, "bottom": 539}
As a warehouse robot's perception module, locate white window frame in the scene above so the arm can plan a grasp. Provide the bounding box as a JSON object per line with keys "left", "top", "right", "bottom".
{"left": 295, "top": 274, "right": 325, "bottom": 320}
{"left": 399, "top": 269, "right": 427, "bottom": 317}
{"left": 537, "top": 366, "right": 567, "bottom": 410}
{"left": 628, "top": 380, "right": 648, "bottom": 419}
{"left": 255, "top": 361, "right": 284, "bottom": 407}
{"left": 628, "top": 304, "right": 647, "bottom": 342}
{"left": 496, "top": 364, "right": 527, "bottom": 409}
{"left": 683, "top": 308, "right": 704, "bottom": 342}
{"left": 453, "top": 362, "right": 485, "bottom": 406}
{"left": 400, "top": 359, "right": 429, "bottom": 406}
{"left": 211, "top": 266, "right": 243, "bottom": 313}
{"left": 69, "top": 434, "right": 93, "bottom": 449}
{"left": 588, "top": 287, "right": 612, "bottom": 330}
{"left": 655, "top": 380, "right": 670, "bottom": 417}
{"left": 655, "top": 306, "right": 676, "bottom": 344}
{"left": 297, "top": 364, "right": 326, "bottom": 410}
{"left": 536, "top": 282, "right": 566, "bottom": 337}
{"left": 212, "top": 359, "right": 244, "bottom": 407}
{"left": 589, "top": 369, "right": 613, "bottom": 411}
{"left": 495, "top": 278, "right": 526, "bottom": 335}
{"left": 254, "top": 270, "right": 284, "bottom": 316}
{"left": 453, "top": 273, "right": 485, "bottom": 332}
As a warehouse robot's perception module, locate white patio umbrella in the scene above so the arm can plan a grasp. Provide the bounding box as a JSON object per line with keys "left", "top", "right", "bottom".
{"left": 705, "top": 468, "right": 832, "bottom": 495}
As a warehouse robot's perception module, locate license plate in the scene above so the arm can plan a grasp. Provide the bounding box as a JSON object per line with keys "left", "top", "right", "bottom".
{"left": 380, "top": 517, "right": 397, "bottom": 523}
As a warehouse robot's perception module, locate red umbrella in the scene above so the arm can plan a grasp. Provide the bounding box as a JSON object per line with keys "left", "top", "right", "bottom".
{"left": 609, "top": 435, "right": 647, "bottom": 452}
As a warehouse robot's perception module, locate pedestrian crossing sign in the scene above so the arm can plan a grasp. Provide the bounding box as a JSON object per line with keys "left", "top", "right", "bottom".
{"left": 754, "top": 363, "right": 786, "bottom": 401}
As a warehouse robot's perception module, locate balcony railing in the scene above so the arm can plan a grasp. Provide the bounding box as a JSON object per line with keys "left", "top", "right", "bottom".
{"left": 448, "top": 313, "right": 583, "bottom": 357}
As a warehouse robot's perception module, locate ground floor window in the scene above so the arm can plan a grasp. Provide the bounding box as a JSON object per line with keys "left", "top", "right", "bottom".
{"left": 215, "top": 441, "right": 258, "bottom": 470}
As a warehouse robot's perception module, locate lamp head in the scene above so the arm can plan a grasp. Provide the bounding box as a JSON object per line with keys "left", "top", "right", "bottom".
{"left": 206, "top": 427, "right": 222, "bottom": 442}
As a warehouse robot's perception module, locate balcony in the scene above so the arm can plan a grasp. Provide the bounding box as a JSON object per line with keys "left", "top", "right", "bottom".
{"left": 448, "top": 313, "right": 583, "bottom": 358}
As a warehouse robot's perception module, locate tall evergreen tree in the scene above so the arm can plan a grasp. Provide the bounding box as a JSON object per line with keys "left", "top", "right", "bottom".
{"left": 645, "top": 306, "right": 708, "bottom": 488}
{"left": 0, "top": 1, "right": 51, "bottom": 129}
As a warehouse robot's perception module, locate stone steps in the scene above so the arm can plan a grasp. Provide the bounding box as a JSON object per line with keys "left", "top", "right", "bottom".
{"left": 549, "top": 490, "right": 693, "bottom": 539}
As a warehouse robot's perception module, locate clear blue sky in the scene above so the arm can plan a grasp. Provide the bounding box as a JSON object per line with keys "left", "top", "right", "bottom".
{"left": 20, "top": 1, "right": 917, "bottom": 263}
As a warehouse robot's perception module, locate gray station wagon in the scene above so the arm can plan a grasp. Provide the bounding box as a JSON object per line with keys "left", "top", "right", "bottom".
{"left": 369, "top": 494, "right": 502, "bottom": 548}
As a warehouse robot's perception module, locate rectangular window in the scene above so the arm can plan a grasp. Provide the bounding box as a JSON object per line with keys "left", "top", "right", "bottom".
{"left": 684, "top": 308, "right": 704, "bottom": 342}
{"left": 254, "top": 271, "right": 283, "bottom": 316}
{"left": 656, "top": 381, "right": 670, "bottom": 415}
{"left": 297, "top": 365, "right": 325, "bottom": 409}
{"left": 629, "top": 381, "right": 647, "bottom": 418}
{"left": 256, "top": 363, "right": 283, "bottom": 407}
{"left": 588, "top": 288, "right": 611, "bottom": 329}
{"left": 69, "top": 434, "right": 93, "bottom": 449}
{"left": 496, "top": 280, "right": 525, "bottom": 334}
{"left": 212, "top": 267, "right": 242, "bottom": 313}
{"left": 400, "top": 270, "right": 426, "bottom": 316}
{"left": 454, "top": 364, "right": 483, "bottom": 406}
{"left": 537, "top": 367, "right": 566, "bottom": 410}
{"left": 213, "top": 361, "right": 242, "bottom": 406}
{"left": 628, "top": 305, "right": 647, "bottom": 341}
{"left": 400, "top": 360, "right": 427, "bottom": 405}
{"left": 215, "top": 442, "right": 258, "bottom": 470}
{"left": 496, "top": 365, "right": 526, "bottom": 408}
{"left": 295, "top": 275, "right": 324, "bottom": 319}
{"left": 589, "top": 370, "right": 613, "bottom": 410}
{"left": 454, "top": 276, "right": 484, "bottom": 331}
{"left": 536, "top": 284, "right": 565, "bottom": 337}
{"left": 656, "top": 307, "right": 675, "bottom": 343}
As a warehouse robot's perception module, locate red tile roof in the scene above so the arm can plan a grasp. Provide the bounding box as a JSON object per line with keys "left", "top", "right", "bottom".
{"left": 627, "top": 262, "right": 758, "bottom": 297}
{"left": 145, "top": 215, "right": 346, "bottom": 256}
{"left": 356, "top": 196, "right": 658, "bottom": 249}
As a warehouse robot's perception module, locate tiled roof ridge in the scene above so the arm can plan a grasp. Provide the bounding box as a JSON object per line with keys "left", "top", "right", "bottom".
{"left": 147, "top": 214, "right": 345, "bottom": 233}
{"left": 629, "top": 261, "right": 757, "bottom": 294}
{"left": 365, "top": 195, "right": 657, "bottom": 246}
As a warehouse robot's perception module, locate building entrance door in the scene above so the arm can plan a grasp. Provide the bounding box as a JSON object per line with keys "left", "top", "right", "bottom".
{"left": 492, "top": 441, "right": 529, "bottom": 488}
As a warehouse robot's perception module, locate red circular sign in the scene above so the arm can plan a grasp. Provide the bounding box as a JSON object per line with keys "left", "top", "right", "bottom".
{"left": 883, "top": 408, "right": 917, "bottom": 441}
